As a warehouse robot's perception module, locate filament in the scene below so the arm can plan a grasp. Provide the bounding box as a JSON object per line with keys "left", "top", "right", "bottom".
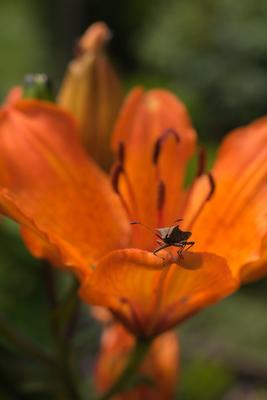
{"left": 111, "top": 142, "right": 139, "bottom": 220}
{"left": 186, "top": 172, "right": 216, "bottom": 230}
{"left": 152, "top": 128, "right": 180, "bottom": 227}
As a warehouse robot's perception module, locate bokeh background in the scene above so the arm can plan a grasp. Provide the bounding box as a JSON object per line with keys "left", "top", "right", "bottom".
{"left": 1, "top": 0, "right": 267, "bottom": 399}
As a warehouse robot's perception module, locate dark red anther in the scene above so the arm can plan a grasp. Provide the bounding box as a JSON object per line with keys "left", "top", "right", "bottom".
{"left": 111, "top": 163, "right": 124, "bottom": 193}
{"left": 206, "top": 172, "right": 216, "bottom": 201}
{"left": 186, "top": 172, "right": 216, "bottom": 230}
{"left": 117, "top": 142, "right": 125, "bottom": 165}
{"left": 196, "top": 147, "right": 207, "bottom": 177}
{"left": 152, "top": 128, "right": 180, "bottom": 164}
{"left": 153, "top": 140, "right": 161, "bottom": 165}
{"left": 157, "top": 180, "right": 166, "bottom": 211}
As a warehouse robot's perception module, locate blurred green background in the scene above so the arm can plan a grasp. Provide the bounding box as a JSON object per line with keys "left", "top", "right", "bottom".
{"left": 1, "top": 0, "right": 267, "bottom": 140}
{"left": 1, "top": 0, "right": 267, "bottom": 399}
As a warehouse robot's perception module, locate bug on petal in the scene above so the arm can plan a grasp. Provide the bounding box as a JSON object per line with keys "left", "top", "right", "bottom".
{"left": 131, "top": 220, "right": 194, "bottom": 258}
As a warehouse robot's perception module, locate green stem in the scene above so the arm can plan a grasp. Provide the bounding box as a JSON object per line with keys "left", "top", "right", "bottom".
{"left": 0, "top": 314, "right": 53, "bottom": 366}
{"left": 98, "top": 338, "right": 151, "bottom": 400}
{"left": 42, "top": 261, "right": 82, "bottom": 400}
{"left": 56, "top": 337, "right": 81, "bottom": 400}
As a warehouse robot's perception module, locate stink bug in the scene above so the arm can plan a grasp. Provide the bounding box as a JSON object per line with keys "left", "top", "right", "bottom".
{"left": 131, "top": 220, "right": 194, "bottom": 258}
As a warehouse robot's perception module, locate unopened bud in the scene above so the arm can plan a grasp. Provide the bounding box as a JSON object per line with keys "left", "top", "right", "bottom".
{"left": 58, "top": 22, "right": 123, "bottom": 169}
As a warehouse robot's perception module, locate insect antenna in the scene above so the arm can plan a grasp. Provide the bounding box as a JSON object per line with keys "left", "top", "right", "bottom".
{"left": 130, "top": 221, "right": 155, "bottom": 235}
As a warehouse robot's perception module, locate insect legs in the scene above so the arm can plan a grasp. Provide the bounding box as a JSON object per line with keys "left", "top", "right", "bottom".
{"left": 173, "top": 241, "right": 195, "bottom": 258}
{"left": 153, "top": 241, "right": 195, "bottom": 260}
{"left": 153, "top": 243, "right": 170, "bottom": 256}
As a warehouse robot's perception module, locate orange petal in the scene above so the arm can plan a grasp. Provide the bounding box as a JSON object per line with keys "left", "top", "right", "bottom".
{"left": 240, "top": 233, "right": 267, "bottom": 283}
{"left": 111, "top": 88, "right": 196, "bottom": 249}
{"left": 185, "top": 117, "right": 267, "bottom": 281}
{"left": 95, "top": 323, "right": 179, "bottom": 400}
{"left": 0, "top": 100, "right": 130, "bottom": 276}
{"left": 58, "top": 22, "right": 123, "bottom": 169}
{"left": 80, "top": 249, "right": 237, "bottom": 337}
{"left": 4, "top": 86, "right": 23, "bottom": 106}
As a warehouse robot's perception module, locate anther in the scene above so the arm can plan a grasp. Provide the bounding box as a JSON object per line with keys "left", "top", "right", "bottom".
{"left": 152, "top": 128, "right": 180, "bottom": 164}
{"left": 157, "top": 180, "right": 166, "bottom": 211}
{"left": 110, "top": 163, "right": 123, "bottom": 194}
{"left": 117, "top": 142, "right": 125, "bottom": 165}
{"left": 186, "top": 172, "right": 216, "bottom": 230}
{"left": 110, "top": 162, "right": 138, "bottom": 219}
{"left": 206, "top": 172, "right": 216, "bottom": 200}
{"left": 153, "top": 140, "right": 161, "bottom": 165}
{"left": 196, "top": 147, "right": 207, "bottom": 177}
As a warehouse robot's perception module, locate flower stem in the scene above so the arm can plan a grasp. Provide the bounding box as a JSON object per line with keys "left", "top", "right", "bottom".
{"left": 98, "top": 338, "right": 151, "bottom": 400}
{"left": 42, "top": 261, "right": 82, "bottom": 400}
{"left": 0, "top": 314, "right": 53, "bottom": 365}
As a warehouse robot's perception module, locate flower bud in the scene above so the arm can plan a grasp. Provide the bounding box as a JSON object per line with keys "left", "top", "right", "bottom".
{"left": 58, "top": 22, "right": 123, "bottom": 169}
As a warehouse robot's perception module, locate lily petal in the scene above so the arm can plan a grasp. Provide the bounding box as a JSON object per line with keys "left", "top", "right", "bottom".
{"left": 4, "top": 86, "right": 23, "bottom": 106}
{"left": 111, "top": 88, "right": 196, "bottom": 249}
{"left": 0, "top": 100, "right": 130, "bottom": 275}
{"left": 186, "top": 117, "right": 267, "bottom": 281}
{"left": 240, "top": 233, "right": 267, "bottom": 282}
{"left": 80, "top": 249, "right": 237, "bottom": 337}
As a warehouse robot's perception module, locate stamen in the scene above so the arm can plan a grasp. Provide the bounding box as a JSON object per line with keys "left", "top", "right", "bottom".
{"left": 110, "top": 159, "right": 139, "bottom": 220}
{"left": 153, "top": 140, "right": 161, "bottom": 165}
{"left": 157, "top": 180, "right": 166, "bottom": 227}
{"left": 117, "top": 141, "right": 125, "bottom": 165}
{"left": 206, "top": 172, "right": 216, "bottom": 200}
{"left": 152, "top": 129, "right": 180, "bottom": 226}
{"left": 110, "top": 163, "right": 123, "bottom": 194}
{"left": 157, "top": 180, "right": 166, "bottom": 211}
{"left": 187, "top": 172, "right": 216, "bottom": 230}
{"left": 179, "top": 150, "right": 209, "bottom": 218}
{"left": 114, "top": 141, "right": 135, "bottom": 210}
{"left": 152, "top": 128, "right": 180, "bottom": 165}
{"left": 196, "top": 147, "right": 207, "bottom": 177}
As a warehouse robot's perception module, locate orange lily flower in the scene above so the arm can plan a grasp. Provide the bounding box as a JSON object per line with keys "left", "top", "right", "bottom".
{"left": 0, "top": 86, "right": 265, "bottom": 338}
{"left": 95, "top": 324, "right": 179, "bottom": 400}
{"left": 58, "top": 22, "right": 123, "bottom": 168}
{"left": 79, "top": 88, "right": 267, "bottom": 336}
